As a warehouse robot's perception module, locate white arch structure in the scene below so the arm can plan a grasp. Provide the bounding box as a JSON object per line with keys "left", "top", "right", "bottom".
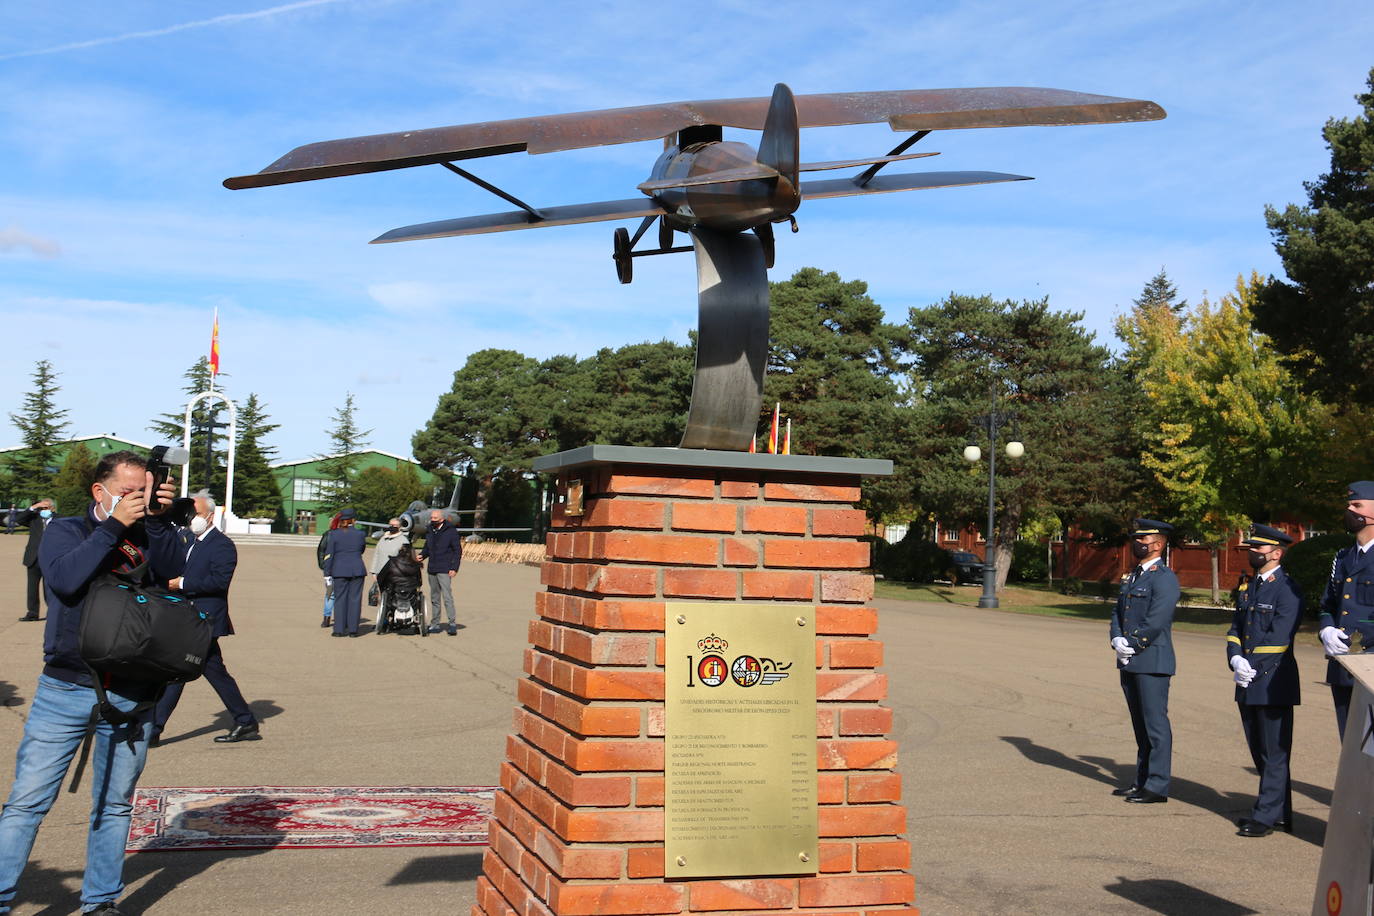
{"left": 180, "top": 391, "right": 237, "bottom": 524}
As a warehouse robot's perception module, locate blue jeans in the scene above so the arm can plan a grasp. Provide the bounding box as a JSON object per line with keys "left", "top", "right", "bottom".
{"left": 0, "top": 674, "right": 151, "bottom": 913}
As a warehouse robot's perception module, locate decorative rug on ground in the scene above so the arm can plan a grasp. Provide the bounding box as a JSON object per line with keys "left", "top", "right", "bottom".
{"left": 128, "top": 786, "right": 496, "bottom": 851}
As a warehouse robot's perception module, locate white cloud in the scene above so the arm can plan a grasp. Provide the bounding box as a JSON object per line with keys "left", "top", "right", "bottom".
{"left": 0, "top": 0, "right": 352, "bottom": 61}
{"left": 0, "top": 225, "right": 59, "bottom": 258}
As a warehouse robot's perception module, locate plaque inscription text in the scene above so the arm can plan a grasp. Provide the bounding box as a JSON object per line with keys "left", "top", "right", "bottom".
{"left": 665, "top": 602, "right": 818, "bottom": 878}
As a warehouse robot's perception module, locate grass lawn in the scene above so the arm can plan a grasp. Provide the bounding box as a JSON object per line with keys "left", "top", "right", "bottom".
{"left": 874, "top": 579, "right": 1325, "bottom": 645}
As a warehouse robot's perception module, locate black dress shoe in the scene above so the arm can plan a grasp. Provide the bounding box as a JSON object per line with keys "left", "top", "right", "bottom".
{"left": 1237, "top": 820, "right": 1273, "bottom": 837}
{"left": 1111, "top": 785, "right": 1140, "bottom": 797}
{"left": 147, "top": 732, "right": 162, "bottom": 748}
{"left": 348, "top": 632, "right": 359, "bottom": 637}
{"left": 215, "top": 723, "right": 261, "bottom": 743}
{"left": 1124, "top": 789, "right": 1168, "bottom": 804}
{"left": 320, "top": 618, "right": 332, "bottom": 628}
{"left": 20, "top": 614, "right": 39, "bottom": 621}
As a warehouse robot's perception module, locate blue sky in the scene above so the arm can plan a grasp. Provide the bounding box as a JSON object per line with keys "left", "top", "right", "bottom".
{"left": 2, "top": 0, "right": 1371, "bottom": 462}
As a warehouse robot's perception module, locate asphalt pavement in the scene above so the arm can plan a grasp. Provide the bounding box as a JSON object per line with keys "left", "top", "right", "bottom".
{"left": 0, "top": 536, "right": 1337, "bottom": 914}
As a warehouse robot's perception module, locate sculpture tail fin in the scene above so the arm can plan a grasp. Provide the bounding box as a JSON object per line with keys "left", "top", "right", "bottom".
{"left": 756, "top": 83, "right": 799, "bottom": 189}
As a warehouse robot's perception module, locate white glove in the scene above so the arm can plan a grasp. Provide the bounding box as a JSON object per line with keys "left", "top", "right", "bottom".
{"left": 1111, "top": 636, "right": 1135, "bottom": 665}
{"left": 1234, "top": 669, "right": 1254, "bottom": 687}
{"left": 1230, "top": 655, "right": 1255, "bottom": 686}
{"left": 324, "top": 576, "right": 333, "bottom": 587}
{"left": 1320, "top": 626, "right": 1351, "bottom": 656}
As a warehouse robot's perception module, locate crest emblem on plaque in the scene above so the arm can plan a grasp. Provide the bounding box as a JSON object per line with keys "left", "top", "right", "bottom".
{"left": 731, "top": 655, "right": 763, "bottom": 687}
{"left": 698, "top": 655, "right": 728, "bottom": 687}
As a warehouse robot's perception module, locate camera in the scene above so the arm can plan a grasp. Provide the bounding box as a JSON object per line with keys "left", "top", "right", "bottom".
{"left": 147, "top": 445, "right": 191, "bottom": 499}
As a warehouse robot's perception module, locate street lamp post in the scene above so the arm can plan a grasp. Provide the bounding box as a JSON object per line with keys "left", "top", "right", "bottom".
{"left": 963, "top": 409, "right": 1024, "bottom": 609}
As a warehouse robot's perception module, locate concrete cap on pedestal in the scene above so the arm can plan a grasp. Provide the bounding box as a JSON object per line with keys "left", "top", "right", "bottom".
{"left": 532, "top": 444, "right": 893, "bottom": 477}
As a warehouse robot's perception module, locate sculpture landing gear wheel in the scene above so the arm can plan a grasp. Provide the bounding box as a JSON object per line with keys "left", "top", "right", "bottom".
{"left": 678, "top": 227, "right": 769, "bottom": 450}
{"left": 613, "top": 226, "right": 633, "bottom": 284}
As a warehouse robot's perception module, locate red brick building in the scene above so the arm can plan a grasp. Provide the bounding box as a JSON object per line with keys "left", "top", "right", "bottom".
{"left": 908, "top": 520, "right": 1325, "bottom": 590}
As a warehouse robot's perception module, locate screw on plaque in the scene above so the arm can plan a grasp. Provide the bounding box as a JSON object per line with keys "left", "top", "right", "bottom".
{"left": 796, "top": 617, "right": 806, "bottom": 626}
{"left": 676, "top": 856, "right": 687, "bottom": 867}
{"left": 676, "top": 615, "right": 686, "bottom": 624}
{"left": 798, "top": 852, "right": 810, "bottom": 862}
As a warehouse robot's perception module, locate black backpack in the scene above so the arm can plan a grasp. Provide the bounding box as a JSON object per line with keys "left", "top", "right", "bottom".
{"left": 69, "top": 543, "right": 213, "bottom": 790}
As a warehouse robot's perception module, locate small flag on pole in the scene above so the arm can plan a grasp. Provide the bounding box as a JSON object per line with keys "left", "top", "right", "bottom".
{"left": 783, "top": 418, "right": 791, "bottom": 455}
{"left": 209, "top": 309, "right": 221, "bottom": 378}
{"left": 768, "top": 403, "right": 780, "bottom": 454}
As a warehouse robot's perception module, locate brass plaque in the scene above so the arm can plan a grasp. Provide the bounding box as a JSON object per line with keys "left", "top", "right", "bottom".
{"left": 665, "top": 602, "right": 818, "bottom": 878}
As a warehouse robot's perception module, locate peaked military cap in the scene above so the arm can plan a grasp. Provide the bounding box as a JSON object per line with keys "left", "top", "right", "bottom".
{"left": 338, "top": 507, "right": 357, "bottom": 519}
{"left": 1347, "top": 481, "right": 1374, "bottom": 501}
{"left": 1130, "top": 518, "right": 1173, "bottom": 536}
{"left": 1242, "top": 523, "right": 1292, "bottom": 547}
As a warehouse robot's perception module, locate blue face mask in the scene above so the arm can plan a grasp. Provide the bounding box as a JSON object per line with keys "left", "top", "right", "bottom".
{"left": 39, "top": 509, "right": 52, "bottom": 519}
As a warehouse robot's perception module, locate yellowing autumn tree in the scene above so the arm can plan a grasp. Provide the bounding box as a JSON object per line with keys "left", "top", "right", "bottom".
{"left": 1120, "top": 272, "right": 1338, "bottom": 600}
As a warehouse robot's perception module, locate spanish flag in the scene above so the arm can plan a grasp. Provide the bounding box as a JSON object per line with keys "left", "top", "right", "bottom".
{"left": 767, "top": 403, "right": 780, "bottom": 454}
{"left": 209, "top": 309, "right": 221, "bottom": 378}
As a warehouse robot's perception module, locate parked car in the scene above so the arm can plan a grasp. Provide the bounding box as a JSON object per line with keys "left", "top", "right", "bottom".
{"left": 948, "top": 551, "right": 985, "bottom": 585}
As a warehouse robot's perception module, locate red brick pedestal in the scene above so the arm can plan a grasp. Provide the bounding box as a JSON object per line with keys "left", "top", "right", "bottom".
{"left": 475, "top": 446, "right": 916, "bottom": 916}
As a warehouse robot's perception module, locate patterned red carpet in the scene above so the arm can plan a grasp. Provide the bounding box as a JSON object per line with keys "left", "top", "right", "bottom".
{"left": 127, "top": 786, "right": 496, "bottom": 851}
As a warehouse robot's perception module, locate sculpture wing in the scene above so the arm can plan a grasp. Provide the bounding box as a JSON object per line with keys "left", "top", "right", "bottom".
{"left": 371, "top": 197, "right": 665, "bottom": 244}
{"left": 224, "top": 88, "right": 1163, "bottom": 190}
{"left": 798, "top": 170, "right": 1032, "bottom": 200}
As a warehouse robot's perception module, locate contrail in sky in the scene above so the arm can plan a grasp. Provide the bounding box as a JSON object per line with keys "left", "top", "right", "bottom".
{"left": 0, "top": 0, "right": 348, "bottom": 61}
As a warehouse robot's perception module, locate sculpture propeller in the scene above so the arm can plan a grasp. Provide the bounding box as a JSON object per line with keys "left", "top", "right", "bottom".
{"left": 226, "top": 84, "right": 1164, "bottom": 449}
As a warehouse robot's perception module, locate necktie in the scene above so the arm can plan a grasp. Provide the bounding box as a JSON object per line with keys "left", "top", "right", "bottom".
{"left": 1128, "top": 565, "right": 1142, "bottom": 586}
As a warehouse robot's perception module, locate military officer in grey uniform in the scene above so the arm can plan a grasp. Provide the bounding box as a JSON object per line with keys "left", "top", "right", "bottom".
{"left": 1109, "top": 518, "right": 1180, "bottom": 804}
{"left": 1317, "top": 480, "right": 1374, "bottom": 738}
{"left": 1227, "top": 524, "right": 1302, "bottom": 837}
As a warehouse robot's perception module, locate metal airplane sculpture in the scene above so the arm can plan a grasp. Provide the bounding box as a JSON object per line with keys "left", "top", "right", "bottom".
{"left": 226, "top": 84, "right": 1164, "bottom": 449}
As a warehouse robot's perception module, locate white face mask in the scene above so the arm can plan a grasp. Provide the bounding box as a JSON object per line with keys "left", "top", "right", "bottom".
{"left": 190, "top": 516, "right": 210, "bottom": 535}
{"left": 96, "top": 484, "right": 122, "bottom": 521}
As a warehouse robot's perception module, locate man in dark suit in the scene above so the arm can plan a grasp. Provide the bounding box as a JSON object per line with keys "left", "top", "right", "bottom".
{"left": 1227, "top": 524, "right": 1302, "bottom": 837}
{"left": 13, "top": 498, "right": 54, "bottom": 621}
{"left": 324, "top": 507, "right": 368, "bottom": 637}
{"left": 150, "top": 492, "right": 260, "bottom": 745}
{"left": 1109, "top": 518, "right": 1181, "bottom": 804}
{"left": 1318, "top": 480, "right": 1374, "bottom": 738}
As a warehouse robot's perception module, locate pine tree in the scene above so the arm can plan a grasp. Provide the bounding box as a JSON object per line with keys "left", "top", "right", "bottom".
{"left": 1132, "top": 268, "right": 1187, "bottom": 314}
{"left": 765, "top": 267, "right": 910, "bottom": 519}
{"left": 148, "top": 357, "right": 228, "bottom": 497}
{"left": 1255, "top": 67, "right": 1374, "bottom": 400}
{"left": 413, "top": 349, "right": 550, "bottom": 529}
{"left": 51, "top": 442, "right": 97, "bottom": 515}
{"left": 233, "top": 393, "right": 283, "bottom": 521}
{"left": 904, "top": 294, "right": 1134, "bottom": 589}
{"left": 8, "top": 360, "right": 70, "bottom": 496}
{"left": 317, "top": 393, "right": 372, "bottom": 511}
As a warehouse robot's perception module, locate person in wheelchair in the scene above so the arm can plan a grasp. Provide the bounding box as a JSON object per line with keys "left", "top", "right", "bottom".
{"left": 375, "top": 543, "right": 424, "bottom": 635}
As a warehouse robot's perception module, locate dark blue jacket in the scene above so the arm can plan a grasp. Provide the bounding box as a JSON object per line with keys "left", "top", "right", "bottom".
{"left": 1110, "top": 561, "right": 1180, "bottom": 676}
{"left": 323, "top": 527, "right": 368, "bottom": 578}
{"left": 1318, "top": 543, "right": 1374, "bottom": 688}
{"left": 420, "top": 523, "right": 463, "bottom": 574}
{"left": 38, "top": 505, "right": 185, "bottom": 689}
{"left": 1227, "top": 566, "right": 1302, "bottom": 705}
{"left": 181, "top": 526, "right": 238, "bottom": 638}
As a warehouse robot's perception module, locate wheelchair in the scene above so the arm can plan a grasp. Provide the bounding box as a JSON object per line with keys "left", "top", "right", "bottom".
{"left": 376, "top": 580, "right": 426, "bottom": 637}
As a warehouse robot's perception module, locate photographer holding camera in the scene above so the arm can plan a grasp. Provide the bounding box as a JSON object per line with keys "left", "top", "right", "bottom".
{"left": 0, "top": 450, "right": 183, "bottom": 916}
